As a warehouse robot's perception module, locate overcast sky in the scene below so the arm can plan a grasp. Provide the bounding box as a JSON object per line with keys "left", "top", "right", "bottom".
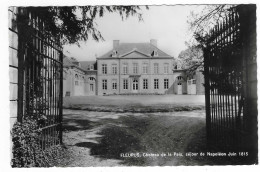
{"left": 63, "top": 5, "right": 203, "bottom": 61}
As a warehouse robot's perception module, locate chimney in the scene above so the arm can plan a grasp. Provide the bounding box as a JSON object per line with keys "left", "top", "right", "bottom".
{"left": 150, "top": 39, "right": 157, "bottom": 47}
{"left": 113, "top": 40, "right": 120, "bottom": 49}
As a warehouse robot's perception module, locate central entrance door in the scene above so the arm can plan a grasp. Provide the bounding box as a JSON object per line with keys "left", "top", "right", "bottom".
{"left": 132, "top": 79, "right": 138, "bottom": 93}
{"left": 177, "top": 82, "right": 182, "bottom": 94}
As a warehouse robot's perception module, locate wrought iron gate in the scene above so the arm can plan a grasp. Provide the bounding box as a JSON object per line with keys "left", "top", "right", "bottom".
{"left": 204, "top": 5, "right": 257, "bottom": 160}
{"left": 17, "top": 8, "right": 63, "bottom": 149}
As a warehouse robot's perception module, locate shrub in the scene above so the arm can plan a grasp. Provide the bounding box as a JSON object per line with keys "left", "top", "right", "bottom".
{"left": 11, "top": 117, "right": 48, "bottom": 167}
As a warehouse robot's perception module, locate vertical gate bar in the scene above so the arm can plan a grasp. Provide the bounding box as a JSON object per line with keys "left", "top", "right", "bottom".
{"left": 59, "top": 51, "right": 63, "bottom": 144}
{"left": 220, "top": 21, "right": 226, "bottom": 132}
{"left": 51, "top": 42, "right": 54, "bottom": 147}
{"left": 204, "top": 43, "right": 211, "bottom": 148}
{"left": 53, "top": 48, "right": 55, "bottom": 147}
{"left": 53, "top": 46, "right": 56, "bottom": 147}
{"left": 47, "top": 38, "right": 50, "bottom": 148}
{"left": 215, "top": 28, "right": 220, "bottom": 143}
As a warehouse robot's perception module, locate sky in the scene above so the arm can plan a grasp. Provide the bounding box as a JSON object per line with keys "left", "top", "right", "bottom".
{"left": 63, "top": 5, "right": 203, "bottom": 61}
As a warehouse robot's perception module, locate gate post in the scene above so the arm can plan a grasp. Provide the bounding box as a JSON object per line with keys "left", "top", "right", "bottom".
{"left": 237, "top": 4, "right": 257, "bottom": 163}
{"left": 16, "top": 7, "right": 27, "bottom": 122}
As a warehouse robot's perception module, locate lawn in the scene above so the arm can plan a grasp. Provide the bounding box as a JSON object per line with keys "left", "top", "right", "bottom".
{"left": 63, "top": 95, "right": 205, "bottom": 107}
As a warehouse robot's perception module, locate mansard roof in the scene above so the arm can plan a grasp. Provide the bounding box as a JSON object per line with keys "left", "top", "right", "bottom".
{"left": 97, "top": 42, "right": 173, "bottom": 59}
{"left": 79, "top": 61, "right": 97, "bottom": 71}
{"left": 63, "top": 55, "right": 86, "bottom": 72}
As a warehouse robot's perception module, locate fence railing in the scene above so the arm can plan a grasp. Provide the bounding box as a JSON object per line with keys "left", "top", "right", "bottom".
{"left": 17, "top": 7, "right": 63, "bottom": 149}
{"left": 204, "top": 5, "right": 257, "bottom": 159}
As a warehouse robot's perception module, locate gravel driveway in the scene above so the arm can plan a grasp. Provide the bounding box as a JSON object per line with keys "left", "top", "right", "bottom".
{"left": 59, "top": 109, "right": 210, "bottom": 166}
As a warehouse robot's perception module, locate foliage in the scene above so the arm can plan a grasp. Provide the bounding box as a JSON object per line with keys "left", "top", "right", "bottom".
{"left": 11, "top": 119, "right": 66, "bottom": 167}
{"left": 187, "top": 5, "right": 235, "bottom": 42}
{"left": 11, "top": 117, "right": 43, "bottom": 167}
{"left": 11, "top": 83, "right": 57, "bottom": 167}
{"left": 182, "top": 5, "right": 236, "bottom": 73}
{"left": 26, "top": 6, "right": 148, "bottom": 45}
{"left": 177, "top": 44, "right": 203, "bottom": 74}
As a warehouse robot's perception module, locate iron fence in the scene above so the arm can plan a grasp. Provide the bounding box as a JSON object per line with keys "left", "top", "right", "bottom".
{"left": 204, "top": 5, "right": 257, "bottom": 159}
{"left": 17, "top": 7, "right": 63, "bottom": 149}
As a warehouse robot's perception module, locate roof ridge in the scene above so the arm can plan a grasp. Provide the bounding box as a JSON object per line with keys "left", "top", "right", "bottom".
{"left": 98, "top": 41, "right": 173, "bottom": 59}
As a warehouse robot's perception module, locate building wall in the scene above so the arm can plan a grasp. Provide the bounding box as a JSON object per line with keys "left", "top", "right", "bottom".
{"left": 63, "top": 67, "right": 97, "bottom": 96}
{"left": 97, "top": 58, "right": 186, "bottom": 95}
{"left": 9, "top": 7, "right": 18, "bottom": 128}
{"left": 195, "top": 71, "right": 205, "bottom": 95}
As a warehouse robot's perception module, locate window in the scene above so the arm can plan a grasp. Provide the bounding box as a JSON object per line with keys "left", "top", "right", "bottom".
{"left": 123, "top": 79, "right": 128, "bottom": 89}
{"left": 177, "top": 76, "right": 182, "bottom": 80}
{"left": 112, "top": 50, "right": 117, "bottom": 57}
{"left": 164, "top": 79, "right": 169, "bottom": 89}
{"left": 154, "top": 63, "right": 159, "bottom": 74}
{"left": 89, "top": 77, "right": 95, "bottom": 81}
{"left": 102, "top": 64, "right": 107, "bottom": 74}
{"left": 143, "top": 79, "right": 148, "bottom": 89}
{"left": 152, "top": 50, "right": 158, "bottom": 57}
{"left": 75, "top": 74, "right": 79, "bottom": 85}
{"left": 192, "top": 79, "right": 196, "bottom": 84}
{"left": 123, "top": 63, "right": 128, "bottom": 74}
{"left": 133, "top": 79, "right": 138, "bottom": 90}
{"left": 164, "top": 63, "right": 169, "bottom": 74}
{"left": 90, "top": 65, "right": 94, "bottom": 70}
{"left": 143, "top": 63, "right": 148, "bottom": 74}
{"left": 133, "top": 63, "right": 138, "bottom": 74}
{"left": 112, "top": 79, "right": 117, "bottom": 90}
{"left": 154, "top": 50, "right": 158, "bottom": 56}
{"left": 112, "top": 64, "right": 117, "bottom": 74}
{"left": 102, "top": 79, "right": 107, "bottom": 90}
{"left": 154, "top": 79, "right": 159, "bottom": 89}
{"left": 90, "top": 84, "right": 94, "bottom": 91}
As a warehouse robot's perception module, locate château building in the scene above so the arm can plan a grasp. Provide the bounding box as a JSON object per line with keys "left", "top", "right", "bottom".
{"left": 96, "top": 39, "right": 186, "bottom": 95}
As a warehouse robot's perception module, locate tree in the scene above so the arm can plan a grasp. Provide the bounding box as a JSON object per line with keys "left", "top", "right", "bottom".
{"left": 177, "top": 44, "right": 203, "bottom": 73}
{"left": 180, "top": 5, "right": 237, "bottom": 74}
{"left": 187, "top": 5, "right": 235, "bottom": 46}
{"left": 26, "top": 6, "right": 148, "bottom": 45}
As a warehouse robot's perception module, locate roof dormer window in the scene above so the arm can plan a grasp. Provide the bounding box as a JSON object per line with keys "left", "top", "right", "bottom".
{"left": 152, "top": 50, "right": 158, "bottom": 57}
{"left": 112, "top": 50, "right": 118, "bottom": 57}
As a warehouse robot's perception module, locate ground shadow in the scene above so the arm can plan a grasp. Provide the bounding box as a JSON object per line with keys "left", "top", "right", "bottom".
{"left": 63, "top": 118, "right": 98, "bottom": 131}
{"left": 184, "top": 126, "right": 255, "bottom": 165}
{"left": 75, "top": 142, "right": 97, "bottom": 148}
{"left": 74, "top": 115, "right": 151, "bottom": 166}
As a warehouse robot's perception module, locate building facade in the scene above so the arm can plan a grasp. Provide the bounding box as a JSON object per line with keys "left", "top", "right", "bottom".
{"left": 63, "top": 56, "right": 97, "bottom": 96}
{"left": 62, "top": 40, "right": 205, "bottom": 96}
{"left": 96, "top": 40, "right": 186, "bottom": 95}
